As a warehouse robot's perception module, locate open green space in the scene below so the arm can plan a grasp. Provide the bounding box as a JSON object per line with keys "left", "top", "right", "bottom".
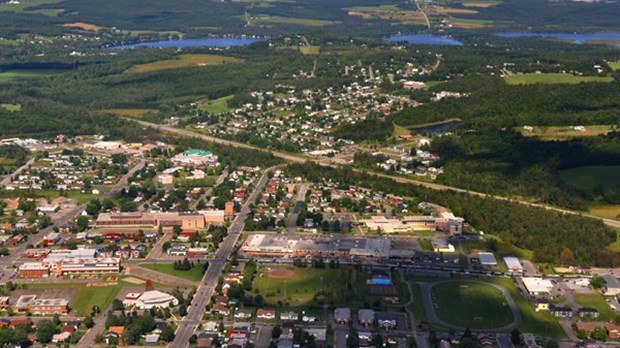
{"left": 198, "top": 95, "right": 234, "bottom": 114}
{"left": 140, "top": 263, "right": 205, "bottom": 282}
{"left": 0, "top": 103, "right": 21, "bottom": 112}
{"left": 559, "top": 166, "right": 620, "bottom": 190}
{"left": 606, "top": 60, "right": 620, "bottom": 70}
{"left": 254, "top": 266, "right": 348, "bottom": 307}
{"left": 252, "top": 15, "right": 339, "bottom": 27}
{"left": 26, "top": 282, "right": 122, "bottom": 316}
{"left": 518, "top": 125, "right": 615, "bottom": 141}
{"left": 431, "top": 280, "right": 514, "bottom": 329}
{"left": 419, "top": 239, "right": 434, "bottom": 251}
{"left": 104, "top": 108, "right": 157, "bottom": 119}
{"left": 0, "top": 0, "right": 64, "bottom": 16}
{"left": 574, "top": 293, "right": 616, "bottom": 321}
{"left": 0, "top": 69, "right": 65, "bottom": 82}
{"left": 504, "top": 73, "right": 613, "bottom": 85}
{"left": 0, "top": 189, "right": 104, "bottom": 204}
{"left": 126, "top": 54, "right": 244, "bottom": 74}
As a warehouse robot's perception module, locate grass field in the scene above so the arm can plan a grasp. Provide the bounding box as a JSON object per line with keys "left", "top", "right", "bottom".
{"left": 27, "top": 282, "right": 123, "bottom": 316}
{"left": 559, "top": 166, "right": 620, "bottom": 190}
{"left": 254, "top": 267, "right": 348, "bottom": 307}
{"left": 0, "top": 0, "right": 64, "bottom": 16}
{"left": 448, "top": 17, "right": 495, "bottom": 28}
{"left": 505, "top": 73, "right": 613, "bottom": 85}
{"left": 431, "top": 281, "right": 514, "bottom": 329}
{"left": 518, "top": 125, "right": 615, "bottom": 141}
{"left": 299, "top": 46, "right": 320, "bottom": 55}
{"left": 0, "top": 103, "right": 21, "bottom": 111}
{"left": 140, "top": 263, "right": 205, "bottom": 282}
{"left": 0, "top": 69, "right": 65, "bottom": 82}
{"left": 0, "top": 189, "right": 102, "bottom": 204}
{"left": 347, "top": 5, "right": 427, "bottom": 25}
{"left": 105, "top": 108, "right": 156, "bottom": 118}
{"left": 419, "top": 239, "right": 434, "bottom": 251}
{"left": 587, "top": 203, "right": 620, "bottom": 220}
{"left": 392, "top": 123, "right": 412, "bottom": 138}
{"left": 126, "top": 54, "right": 244, "bottom": 73}
{"left": 253, "top": 15, "right": 339, "bottom": 27}
{"left": 607, "top": 60, "right": 620, "bottom": 70}
{"left": 574, "top": 293, "right": 615, "bottom": 321}
{"left": 462, "top": 1, "right": 502, "bottom": 7}
{"left": 198, "top": 95, "right": 234, "bottom": 114}
{"left": 607, "top": 229, "right": 620, "bottom": 252}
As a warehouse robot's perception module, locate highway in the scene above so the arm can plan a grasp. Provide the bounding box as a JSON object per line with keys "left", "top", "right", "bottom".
{"left": 172, "top": 166, "right": 276, "bottom": 347}
{"left": 124, "top": 117, "right": 620, "bottom": 229}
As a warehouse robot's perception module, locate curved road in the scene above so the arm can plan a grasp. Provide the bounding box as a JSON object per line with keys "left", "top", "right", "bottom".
{"left": 418, "top": 279, "right": 522, "bottom": 332}
{"left": 123, "top": 117, "right": 620, "bottom": 229}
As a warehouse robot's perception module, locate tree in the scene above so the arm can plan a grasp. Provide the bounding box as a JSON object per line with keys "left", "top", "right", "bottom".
{"left": 511, "top": 329, "right": 521, "bottom": 345}
{"left": 37, "top": 319, "right": 56, "bottom": 344}
{"left": 76, "top": 216, "right": 89, "bottom": 232}
{"left": 591, "top": 275, "right": 606, "bottom": 289}
{"left": 272, "top": 325, "right": 282, "bottom": 339}
{"left": 591, "top": 326, "right": 607, "bottom": 341}
{"left": 370, "top": 334, "right": 383, "bottom": 348}
{"left": 346, "top": 327, "right": 359, "bottom": 348}
{"left": 160, "top": 325, "right": 176, "bottom": 342}
{"left": 178, "top": 304, "right": 188, "bottom": 316}
{"left": 83, "top": 315, "right": 94, "bottom": 329}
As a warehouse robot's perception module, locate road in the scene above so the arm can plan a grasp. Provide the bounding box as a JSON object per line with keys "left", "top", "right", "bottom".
{"left": 0, "top": 157, "right": 36, "bottom": 187}
{"left": 287, "top": 183, "right": 308, "bottom": 234}
{"left": 123, "top": 118, "right": 620, "bottom": 229}
{"left": 172, "top": 167, "right": 276, "bottom": 347}
{"left": 400, "top": 269, "right": 430, "bottom": 348}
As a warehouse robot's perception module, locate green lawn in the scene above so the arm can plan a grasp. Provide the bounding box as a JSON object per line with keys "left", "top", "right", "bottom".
{"left": 0, "top": 189, "right": 103, "bottom": 204}
{"left": 126, "top": 54, "right": 244, "bottom": 73}
{"left": 431, "top": 280, "right": 514, "bottom": 329}
{"left": 559, "top": 166, "right": 620, "bottom": 190}
{"left": 140, "top": 263, "right": 205, "bottom": 282}
{"left": 198, "top": 95, "right": 234, "bottom": 114}
{"left": 0, "top": 103, "right": 21, "bottom": 111}
{"left": 505, "top": 73, "right": 613, "bottom": 85}
{"left": 419, "top": 239, "right": 434, "bottom": 251}
{"left": 26, "top": 282, "right": 122, "bottom": 316}
{"left": 0, "top": 0, "right": 64, "bottom": 16}
{"left": 254, "top": 267, "right": 349, "bottom": 307}
{"left": 518, "top": 125, "right": 615, "bottom": 141}
{"left": 574, "top": 293, "right": 616, "bottom": 321}
{"left": 0, "top": 69, "right": 65, "bottom": 82}
{"left": 252, "top": 15, "right": 340, "bottom": 27}
{"left": 607, "top": 60, "right": 620, "bottom": 71}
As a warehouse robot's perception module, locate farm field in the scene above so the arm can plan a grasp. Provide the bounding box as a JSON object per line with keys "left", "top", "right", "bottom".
{"left": 0, "top": 103, "right": 21, "bottom": 111}
{"left": 430, "top": 280, "right": 514, "bottom": 329}
{"left": 559, "top": 166, "right": 620, "bottom": 190}
{"left": 62, "top": 22, "right": 103, "bottom": 31}
{"left": 105, "top": 108, "right": 156, "bottom": 118}
{"left": 299, "top": 46, "right": 320, "bottom": 55}
{"left": 574, "top": 293, "right": 615, "bottom": 321}
{"left": 126, "top": 54, "right": 244, "bottom": 73}
{"left": 347, "top": 5, "right": 427, "bottom": 25}
{"left": 0, "top": 69, "right": 66, "bottom": 82}
{"left": 198, "top": 95, "right": 234, "bottom": 114}
{"left": 505, "top": 73, "right": 613, "bottom": 85}
{"left": 518, "top": 125, "right": 615, "bottom": 141}
{"left": 253, "top": 266, "right": 348, "bottom": 307}
{"left": 252, "top": 15, "right": 339, "bottom": 27}
{"left": 140, "top": 263, "right": 205, "bottom": 282}
{"left": 448, "top": 17, "right": 495, "bottom": 28}
{"left": 587, "top": 203, "right": 620, "bottom": 221}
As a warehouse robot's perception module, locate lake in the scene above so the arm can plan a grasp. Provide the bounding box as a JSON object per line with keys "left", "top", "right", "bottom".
{"left": 107, "top": 37, "right": 266, "bottom": 49}
{"left": 384, "top": 34, "right": 463, "bottom": 46}
{"left": 497, "top": 32, "right": 620, "bottom": 44}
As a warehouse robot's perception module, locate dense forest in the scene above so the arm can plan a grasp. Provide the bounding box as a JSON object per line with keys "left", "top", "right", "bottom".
{"left": 287, "top": 162, "right": 618, "bottom": 267}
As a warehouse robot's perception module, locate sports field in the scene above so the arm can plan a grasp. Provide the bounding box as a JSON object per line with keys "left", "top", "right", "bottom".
{"left": 505, "top": 73, "right": 613, "bottom": 85}
{"left": 253, "top": 266, "right": 348, "bottom": 307}
{"left": 26, "top": 282, "right": 122, "bottom": 316}
{"left": 431, "top": 280, "right": 514, "bottom": 329}
{"left": 559, "top": 166, "right": 620, "bottom": 190}
{"left": 126, "top": 54, "right": 244, "bottom": 73}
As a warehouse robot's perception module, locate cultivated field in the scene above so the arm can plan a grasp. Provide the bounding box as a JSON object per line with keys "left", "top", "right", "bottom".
{"left": 347, "top": 5, "right": 427, "bottom": 25}
{"left": 431, "top": 280, "right": 514, "bottom": 329}
{"left": 505, "top": 73, "right": 613, "bottom": 85}
{"left": 126, "top": 54, "right": 244, "bottom": 74}
{"left": 252, "top": 15, "right": 339, "bottom": 27}
{"left": 431, "top": 5, "right": 479, "bottom": 14}
{"left": 62, "top": 22, "right": 102, "bottom": 31}
{"left": 518, "top": 125, "right": 615, "bottom": 141}
{"left": 462, "top": 1, "right": 502, "bottom": 7}
{"left": 105, "top": 108, "right": 156, "bottom": 118}
{"left": 0, "top": 69, "right": 65, "bottom": 82}
{"left": 0, "top": 0, "right": 64, "bottom": 16}
{"left": 253, "top": 266, "right": 348, "bottom": 307}
{"left": 559, "top": 165, "right": 620, "bottom": 190}
{"left": 299, "top": 46, "right": 320, "bottom": 55}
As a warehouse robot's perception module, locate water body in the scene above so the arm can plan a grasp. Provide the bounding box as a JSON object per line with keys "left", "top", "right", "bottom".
{"left": 384, "top": 34, "right": 463, "bottom": 46}
{"left": 108, "top": 37, "right": 266, "bottom": 49}
{"left": 497, "top": 32, "right": 620, "bottom": 44}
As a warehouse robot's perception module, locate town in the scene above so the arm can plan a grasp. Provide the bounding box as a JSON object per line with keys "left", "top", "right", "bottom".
{"left": 0, "top": 132, "right": 617, "bottom": 348}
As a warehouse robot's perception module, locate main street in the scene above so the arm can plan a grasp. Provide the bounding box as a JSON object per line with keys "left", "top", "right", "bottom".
{"left": 125, "top": 117, "right": 620, "bottom": 229}
{"left": 172, "top": 166, "right": 276, "bottom": 347}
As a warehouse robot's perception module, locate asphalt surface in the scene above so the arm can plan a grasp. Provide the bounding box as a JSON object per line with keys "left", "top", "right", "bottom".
{"left": 171, "top": 167, "right": 276, "bottom": 347}
{"left": 124, "top": 117, "right": 620, "bottom": 229}
{"left": 0, "top": 157, "right": 36, "bottom": 187}
{"left": 287, "top": 183, "right": 308, "bottom": 234}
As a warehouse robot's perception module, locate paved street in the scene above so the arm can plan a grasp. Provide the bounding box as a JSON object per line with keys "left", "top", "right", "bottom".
{"left": 287, "top": 183, "right": 308, "bottom": 234}
{"left": 172, "top": 166, "right": 276, "bottom": 347}
{"left": 0, "top": 157, "right": 36, "bottom": 187}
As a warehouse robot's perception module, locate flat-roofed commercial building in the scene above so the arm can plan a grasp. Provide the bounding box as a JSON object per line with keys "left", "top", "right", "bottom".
{"left": 29, "top": 298, "right": 69, "bottom": 315}
{"left": 57, "top": 258, "right": 120, "bottom": 275}
{"left": 95, "top": 212, "right": 208, "bottom": 230}
{"left": 17, "top": 262, "right": 49, "bottom": 278}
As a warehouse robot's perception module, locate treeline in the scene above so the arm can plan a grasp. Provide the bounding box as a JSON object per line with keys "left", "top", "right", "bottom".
{"left": 286, "top": 162, "right": 618, "bottom": 266}
{"left": 333, "top": 119, "right": 394, "bottom": 142}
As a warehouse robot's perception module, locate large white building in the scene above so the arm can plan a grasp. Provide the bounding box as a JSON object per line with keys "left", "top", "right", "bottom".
{"left": 522, "top": 277, "right": 554, "bottom": 296}
{"left": 123, "top": 281, "right": 179, "bottom": 309}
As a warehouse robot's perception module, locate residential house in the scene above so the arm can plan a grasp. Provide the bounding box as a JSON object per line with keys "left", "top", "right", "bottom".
{"left": 578, "top": 308, "right": 600, "bottom": 319}
{"left": 376, "top": 312, "right": 398, "bottom": 329}
{"left": 358, "top": 309, "right": 375, "bottom": 326}
{"left": 535, "top": 298, "right": 549, "bottom": 312}
{"left": 550, "top": 306, "right": 573, "bottom": 318}
{"left": 280, "top": 311, "right": 298, "bottom": 321}
{"left": 334, "top": 307, "right": 351, "bottom": 324}
{"left": 256, "top": 308, "right": 276, "bottom": 320}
